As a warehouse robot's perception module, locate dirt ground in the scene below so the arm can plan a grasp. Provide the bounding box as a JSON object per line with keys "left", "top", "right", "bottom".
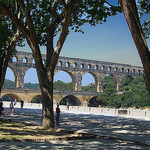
{"left": 0, "top": 118, "right": 92, "bottom": 142}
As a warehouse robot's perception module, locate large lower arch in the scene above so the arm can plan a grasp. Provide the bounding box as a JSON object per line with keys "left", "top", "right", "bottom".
{"left": 59, "top": 95, "right": 81, "bottom": 106}
{"left": 31, "top": 95, "right": 42, "bottom": 103}
{"left": 1, "top": 94, "right": 21, "bottom": 102}
{"left": 88, "top": 96, "right": 102, "bottom": 107}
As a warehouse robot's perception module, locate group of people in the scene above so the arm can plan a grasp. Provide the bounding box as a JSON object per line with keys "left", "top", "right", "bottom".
{"left": 1, "top": 98, "right": 64, "bottom": 126}
{"left": 0, "top": 99, "right": 24, "bottom": 115}
{"left": 10, "top": 99, "right": 24, "bottom": 115}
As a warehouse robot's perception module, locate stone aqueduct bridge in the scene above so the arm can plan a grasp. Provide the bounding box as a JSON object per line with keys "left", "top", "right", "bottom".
{"left": 1, "top": 51, "right": 143, "bottom": 104}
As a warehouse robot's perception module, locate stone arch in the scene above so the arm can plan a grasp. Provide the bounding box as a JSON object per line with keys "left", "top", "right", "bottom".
{"left": 114, "top": 67, "right": 118, "bottom": 72}
{"left": 58, "top": 61, "right": 62, "bottom": 66}
{"left": 126, "top": 68, "right": 130, "bottom": 73}
{"left": 59, "top": 95, "right": 81, "bottom": 106}
{"left": 65, "top": 62, "right": 70, "bottom": 67}
{"left": 7, "top": 65, "right": 18, "bottom": 87}
{"left": 73, "top": 62, "right": 77, "bottom": 68}
{"left": 102, "top": 74, "right": 118, "bottom": 91}
{"left": 23, "top": 57, "right": 28, "bottom": 63}
{"left": 132, "top": 69, "right": 135, "bottom": 73}
{"left": 101, "top": 66, "right": 105, "bottom": 71}
{"left": 12, "top": 56, "right": 18, "bottom": 62}
{"left": 80, "top": 63, "right": 84, "bottom": 69}
{"left": 120, "top": 68, "right": 124, "bottom": 72}
{"left": 121, "top": 75, "right": 133, "bottom": 86}
{"left": 94, "top": 65, "right": 98, "bottom": 70}
{"left": 24, "top": 67, "right": 38, "bottom": 83}
{"left": 31, "top": 94, "right": 42, "bottom": 103}
{"left": 32, "top": 59, "right": 35, "bottom": 64}
{"left": 108, "top": 66, "right": 112, "bottom": 71}
{"left": 54, "top": 70, "right": 75, "bottom": 90}
{"left": 81, "top": 71, "right": 98, "bottom": 92}
{"left": 88, "top": 96, "right": 100, "bottom": 107}
{"left": 1, "top": 93, "right": 21, "bottom": 102}
{"left": 43, "top": 59, "right": 46, "bottom": 65}
{"left": 87, "top": 64, "right": 91, "bottom": 69}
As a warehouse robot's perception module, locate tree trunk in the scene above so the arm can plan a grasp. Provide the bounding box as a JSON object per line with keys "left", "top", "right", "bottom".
{"left": 41, "top": 73, "right": 54, "bottom": 128}
{"left": 0, "top": 52, "right": 7, "bottom": 94}
{"left": 119, "top": 0, "right": 150, "bottom": 93}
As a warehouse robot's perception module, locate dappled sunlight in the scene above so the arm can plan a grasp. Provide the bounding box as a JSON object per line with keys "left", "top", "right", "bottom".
{"left": 1, "top": 108, "right": 150, "bottom": 149}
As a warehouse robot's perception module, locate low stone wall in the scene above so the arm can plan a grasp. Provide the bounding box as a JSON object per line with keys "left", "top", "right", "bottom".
{"left": 2, "top": 102, "right": 150, "bottom": 118}
{"left": 3, "top": 102, "right": 42, "bottom": 109}
{"left": 63, "top": 106, "right": 150, "bottom": 118}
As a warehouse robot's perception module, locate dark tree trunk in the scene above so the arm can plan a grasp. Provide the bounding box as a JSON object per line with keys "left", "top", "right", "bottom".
{"left": 0, "top": 52, "right": 7, "bottom": 94}
{"left": 39, "top": 70, "right": 55, "bottom": 128}
{"left": 119, "top": 0, "right": 150, "bottom": 93}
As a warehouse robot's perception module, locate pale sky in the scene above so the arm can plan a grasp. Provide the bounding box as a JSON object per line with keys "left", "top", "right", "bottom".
{"left": 6, "top": 4, "right": 150, "bottom": 86}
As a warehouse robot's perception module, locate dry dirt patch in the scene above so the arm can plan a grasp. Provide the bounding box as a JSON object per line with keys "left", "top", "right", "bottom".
{"left": 0, "top": 119, "right": 86, "bottom": 142}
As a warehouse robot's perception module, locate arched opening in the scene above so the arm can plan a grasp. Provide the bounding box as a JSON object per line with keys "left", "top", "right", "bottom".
{"left": 81, "top": 72, "right": 96, "bottom": 92}
{"left": 103, "top": 74, "right": 117, "bottom": 93}
{"left": 32, "top": 59, "right": 35, "bottom": 64}
{"left": 126, "top": 68, "right": 130, "bottom": 73}
{"left": 43, "top": 59, "right": 46, "bottom": 65}
{"left": 87, "top": 64, "right": 91, "bottom": 69}
{"left": 24, "top": 68, "right": 39, "bottom": 88}
{"left": 101, "top": 66, "right": 105, "bottom": 71}
{"left": 88, "top": 96, "right": 101, "bottom": 107}
{"left": 23, "top": 57, "right": 28, "bottom": 63}
{"left": 121, "top": 75, "right": 133, "bottom": 90}
{"left": 114, "top": 67, "right": 118, "bottom": 71}
{"left": 66, "top": 62, "right": 70, "bottom": 67}
{"left": 57, "top": 61, "right": 62, "bottom": 67}
{"left": 73, "top": 62, "right": 77, "bottom": 68}
{"left": 3, "top": 67, "right": 16, "bottom": 88}
{"left": 54, "top": 71, "right": 74, "bottom": 91}
{"left": 132, "top": 69, "right": 135, "bottom": 73}
{"left": 59, "top": 95, "right": 81, "bottom": 106}
{"left": 31, "top": 95, "right": 42, "bottom": 103}
{"left": 108, "top": 66, "right": 112, "bottom": 71}
{"left": 120, "top": 68, "right": 124, "bottom": 72}
{"left": 80, "top": 63, "right": 84, "bottom": 69}
{"left": 0, "top": 94, "right": 21, "bottom": 102}
{"left": 12, "top": 56, "right": 18, "bottom": 62}
{"left": 94, "top": 65, "right": 98, "bottom": 70}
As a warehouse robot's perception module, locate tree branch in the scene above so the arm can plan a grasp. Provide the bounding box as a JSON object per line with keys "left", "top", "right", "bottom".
{"left": 0, "top": 2, "right": 29, "bottom": 37}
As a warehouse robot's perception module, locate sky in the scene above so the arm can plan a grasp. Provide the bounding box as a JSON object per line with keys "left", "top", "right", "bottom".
{"left": 5, "top": 1, "right": 150, "bottom": 86}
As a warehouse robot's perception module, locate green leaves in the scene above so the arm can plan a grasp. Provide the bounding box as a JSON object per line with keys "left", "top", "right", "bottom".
{"left": 97, "top": 75, "right": 150, "bottom": 109}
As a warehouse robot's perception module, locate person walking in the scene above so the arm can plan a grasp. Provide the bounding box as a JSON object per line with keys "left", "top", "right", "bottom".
{"left": 20, "top": 100, "right": 24, "bottom": 109}
{"left": 56, "top": 105, "right": 60, "bottom": 125}
{"left": 0, "top": 100, "right": 4, "bottom": 115}
{"left": 10, "top": 101, "right": 14, "bottom": 115}
{"left": 14, "top": 98, "right": 17, "bottom": 106}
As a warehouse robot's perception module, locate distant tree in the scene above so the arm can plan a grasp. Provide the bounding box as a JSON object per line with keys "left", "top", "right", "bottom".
{"left": 0, "top": 0, "right": 121, "bottom": 128}
{"left": 31, "top": 96, "right": 41, "bottom": 103}
{"left": 119, "top": 0, "right": 150, "bottom": 93}
{"left": 3, "top": 79, "right": 15, "bottom": 88}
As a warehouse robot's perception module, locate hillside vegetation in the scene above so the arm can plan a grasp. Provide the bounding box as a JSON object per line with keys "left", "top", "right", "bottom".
{"left": 2, "top": 75, "right": 150, "bottom": 108}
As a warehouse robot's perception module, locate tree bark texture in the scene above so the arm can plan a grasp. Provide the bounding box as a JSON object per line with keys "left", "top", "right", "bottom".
{"left": 119, "top": 0, "right": 150, "bottom": 93}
